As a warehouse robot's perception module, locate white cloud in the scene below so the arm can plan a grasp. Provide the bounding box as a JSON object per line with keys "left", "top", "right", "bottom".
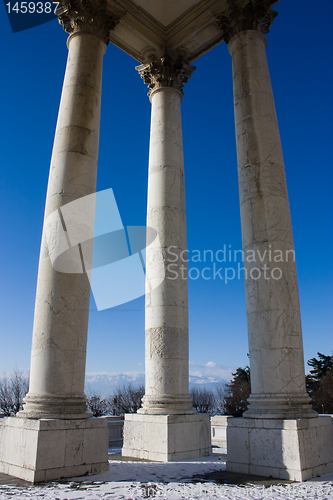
{"left": 85, "top": 361, "right": 235, "bottom": 391}
{"left": 189, "top": 361, "right": 235, "bottom": 381}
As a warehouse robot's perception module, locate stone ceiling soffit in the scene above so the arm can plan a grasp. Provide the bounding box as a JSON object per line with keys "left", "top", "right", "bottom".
{"left": 131, "top": 0, "right": 202, "bottom": 27}
{"left": 179, "top": 27, "right": 224, "bottom": 63}
{"left": 107, "top": 0, "right": 243, "bottom": 63}
{"left": 166, "top": 0, "right": 226, "bottom": 62}
{"left": 110, "top": 0, "right": 165, "bottom": 39}
{"left": 166, "top": 0, "right": 226, "bottom": 39}
{"left": 108, "top": 0, "right": 165, "bottom": 61}
{"left": 109, "top": 27, "right": 160, "bottom": 62}
{"left": 106, "top": 0, "right": 127, "bottom": 18}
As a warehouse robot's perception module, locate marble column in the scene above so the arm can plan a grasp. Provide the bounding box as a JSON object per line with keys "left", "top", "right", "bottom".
{"left": 212, "top": 3, "right": 333, "bottom": 482}
{"left": 19, "top": 2, "right": 117, "bottom": 419}
{"left": 122, "top": 53, "right": 212, "bottom": 461}
{"left": 0, "top": 1, "right": 123, "bottom": 482}
{"left": 217, "top": 4, "right": 315, "bottom": 420}
{"left": 137, "top": 53, "right": 195, "bottom": 415}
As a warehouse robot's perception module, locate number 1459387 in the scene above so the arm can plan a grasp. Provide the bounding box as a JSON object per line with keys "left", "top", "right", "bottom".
{"left": 6, "top": 2, "right": 59, "bottom": 14}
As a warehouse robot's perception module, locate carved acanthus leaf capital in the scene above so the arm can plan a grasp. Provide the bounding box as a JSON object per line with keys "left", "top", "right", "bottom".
{"left": 215, "top": 0, "right": 278, "bottom": 43}
{"left": 56, "top": 0, "right": 121, "bottom": 45}
{"left": 136, "top": 50, "right": 195, "bottom": 98}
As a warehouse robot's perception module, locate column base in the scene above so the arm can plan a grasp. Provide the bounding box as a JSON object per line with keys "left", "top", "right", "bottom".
{"left": 138, "top": 395, "right": 196, "bottom": 415}
{"left": 122, "top": 413, "right": 212, "bottom": 461}
{"left": 244, "top": 393, "right": 317, "bottom": 419}
{"left": 226, "top": 416, "right": 333, "bottom": 481}
{"left": 0, "top": 416, "right": 109, "bottom": 483}
{"left": 19, "top": 394, "right": 92, "bottom": 420}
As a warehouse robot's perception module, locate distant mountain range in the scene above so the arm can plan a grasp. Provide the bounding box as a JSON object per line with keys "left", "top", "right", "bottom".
{"left": 85, "top": 372, "right": 227, "bottom": 396}
{"left": 85, "top": 372, "right": 145, "bottom": 396}
{"left": 189, "top": 374, "right": 227, "bottom": 390}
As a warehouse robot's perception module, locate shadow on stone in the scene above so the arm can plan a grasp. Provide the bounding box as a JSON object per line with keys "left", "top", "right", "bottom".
{"left": 190, "top": 469, "right": 295, "bottom": 487}
{"left": 0, "top": 472, "right": 32, "bottom": 487}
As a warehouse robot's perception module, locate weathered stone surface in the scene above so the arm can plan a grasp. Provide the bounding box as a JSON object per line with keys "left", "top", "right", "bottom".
{"left": 223, "top": 26, "right": 333, "bottom": 481}
{"left": 123, "top": 413, "right": 211, "bottom": 461}
{"left": 226, "top": 416, "right": 333, "bottom": 481}
{"left": 107, "top": 416, "right": 124, "bottom": 447}
{"left": 19, "top": 30, "right": 106, "bottom": 420}
{"left": 136, "top": 50, "right": 195, "bottom": 97}
{"left": 138, "top": 66, "right": 194, "bottom": 416}
{"left": 229, "top": 29, "right": 314, "bottom": 419}
{"left": 122, "top": 55, "right": 211, "bottom": 462}
{"left": 57, "top": 0, "right": 120, "bottom": 45}
{"left": 0, "top": 6, "right": 113, "bottom": 485}
{"left": 215, "top": 0, "right": 278, "bottom": 43}
{"left": 0, "top": 417, "right": 109, "bottom": 483}
{"left": 211, "top": 415, "right": 234, "bottom": 448}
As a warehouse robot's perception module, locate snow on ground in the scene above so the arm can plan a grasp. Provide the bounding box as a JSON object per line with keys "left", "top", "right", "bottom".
{"left": 0, "top": 449, "right": 332, "bottom": 500}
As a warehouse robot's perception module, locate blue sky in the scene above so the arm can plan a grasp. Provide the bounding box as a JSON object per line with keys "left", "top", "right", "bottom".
{"left": 0, "top": 0, "right": 332, "bottom": 381}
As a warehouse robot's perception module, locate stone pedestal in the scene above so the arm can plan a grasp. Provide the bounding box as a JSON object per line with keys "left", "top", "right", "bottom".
{"left": 107, "top": 416, "right": 124, "bottom": 447}
{"left": 211, "top": 415, "right": 234, "bottom": 449}
{"left": 0, "top": 417, "right": 109, "bottom": 483}
{"left": 123, "top": 413, "right": 211, "bottom": 461}
{"left": 226, "top": 416, "right": 333, "bottom": 481}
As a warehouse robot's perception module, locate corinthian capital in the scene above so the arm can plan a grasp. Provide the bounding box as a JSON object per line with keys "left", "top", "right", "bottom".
{"left": 136, "top": 50, "right": 195, "bottom": 98}
{"left": 215, "top": 0, "right": 278, "bottom": 43}
{"left": 56, "top": 0, "right": 121, "bottom": 45}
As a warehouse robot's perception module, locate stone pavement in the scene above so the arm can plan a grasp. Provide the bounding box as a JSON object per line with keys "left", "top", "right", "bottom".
{"left": 0, "top": 449, "right": 294, "bottom": 488}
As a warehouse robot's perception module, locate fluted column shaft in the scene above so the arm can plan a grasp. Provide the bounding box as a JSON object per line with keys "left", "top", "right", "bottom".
{"left": 229, "top": 30, "right": 314, "bottom": 418}
{"left": 136, "top": 55, "right": 195, "bottom": 414}
{"left": 20, "top": 30, "right": 106, "bottom": 419}
{"left": 140, "top": 87, "right": 193, "bottom": 414}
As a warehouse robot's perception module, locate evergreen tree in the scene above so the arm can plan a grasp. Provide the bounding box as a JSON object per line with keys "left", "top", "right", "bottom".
{"left": 306, "top": 353, "right": 333, "bottom": 414}
{"left": 224, "top": 366, "right": 251, "bottom": 417}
